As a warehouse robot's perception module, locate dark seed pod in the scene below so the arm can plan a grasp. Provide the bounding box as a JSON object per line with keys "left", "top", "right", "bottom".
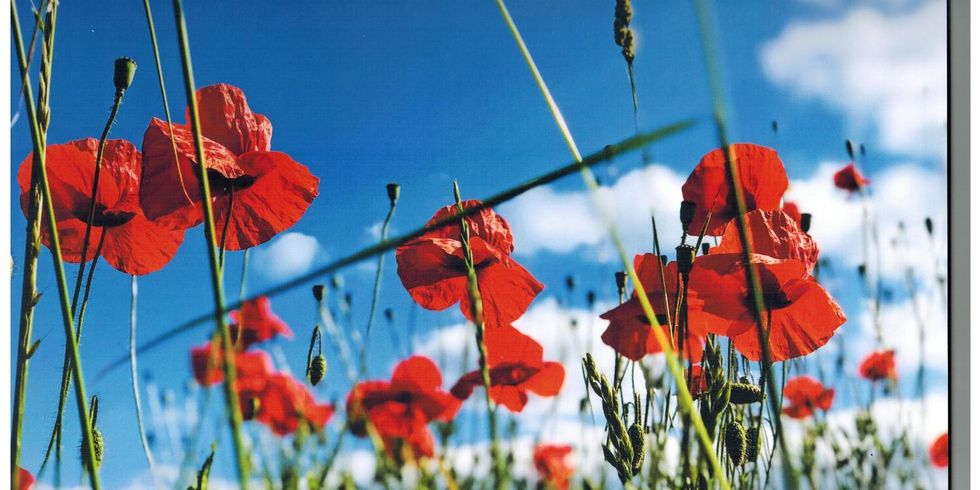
{"left": 679, "top": 200, "right": 697, "bottom": 229}
{"left": 113, "top": 57, "right": 137, "bottom": 93}
{"left": 675, "top": 244, "right": 696, "bottom": 275}
{"left": 386, "top": 183, "right": 401, "bottom": 205}
{"left": 312, "top": 284, "right": 325, "bottom": 301}
{"left": 745, "top": 426, "right": 760, "bottom": 462}
{"left": 857, "top": 264, "right": 867, "bottom": 278}
{"left": 800, "top": 213, "right": 812, "bottom": 233}
{"left": 309, "top": 354, "right": 327, "bottom": 386}
{"left": 383, "top": 308, "right": 394, "bottom": 324}
{"left": 614, "top": 271, "right": 627, "bottom": 292}
{"left": 725, "top": 422, "right": 747, "bottom": 466}
{"left": 565, "top": 275, "right": 576, "bottom": 291}
{"left": 846, "top": 139, "right": 856, "bottom": 160}
{"left": 701, "top": 243, "right": 710, "bottom": 255}
{"left": 924, "top": 217, "right": 934, "bottom": 235}
{"left": 729, "top": 383, "right": 764, "bottom": 405}
{"left": 586, "top": 290, "right": 596, "bottom": 307}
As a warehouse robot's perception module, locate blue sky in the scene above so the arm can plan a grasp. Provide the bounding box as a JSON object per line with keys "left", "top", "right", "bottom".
{"left": 9, "top": 0, "right": 947, "bottom": 487}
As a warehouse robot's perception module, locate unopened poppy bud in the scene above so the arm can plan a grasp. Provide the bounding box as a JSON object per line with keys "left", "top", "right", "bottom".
{"left": 309, "top": 354, "right": 327, "bottom": 386}
{"left": 800, "top": 213, "right": 812, "bottom": 233}
{"left": 679, "top": 201, "right": 697, "bottom": 229}
{"left": 925, "top": 217, "right": 934, "bottom": 235}
{"left": 565, "top": 275, "right": 576, "bottom": 291}
{"left": 771, "top": 120, "right": 779, "bottom": 134}
{"left": 729, "top": 383, "right": 763, "bottom": 404}
{"left": 586, "top": 290, "right": 596, "bottom": 307}
{"left": 383, "top": 308, "right": 394, "bottom": 324}
{"left": 845, "top": 139, "right": 856, "bottom": 160}
{"left": 675, "top": 245, "right": 695, "bottom": 275}
{"left": 860, "top": 143, "right": 866, "bottom": 156}
{"left": 614, "top": 271, "right": 627, "bottom": 292}
{"left": 745, "top": 426, "right": 760, "bottom": 462}
{"left": 386, "top": 183, "right": 401, "bottom": 205}
{"left": 725, "top": 422, "right": 746, "bottom": 466}
{"left": 312, "top": 284, "right": 325, "bottom": 301}
{"left": 857, "top": 264, "right": 867, "bottom": 278}
{"left": 113, "top": 57, "right": 137, "bottom": 93}
{"left": 660, "top": 255, "right": 668, "bottom": 265}
{"left": 701, "top": 243, "right": 710, "bottom": 256}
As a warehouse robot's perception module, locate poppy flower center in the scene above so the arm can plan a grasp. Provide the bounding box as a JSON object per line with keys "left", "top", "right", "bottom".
{"left": 206, "top": 169, "right": 256, "bottom": 193}
{"left": 73, "top": 203, "right": 136, "bottom": 228}
{"left": 490, "top": 364, "right": 535, "bottom": 385}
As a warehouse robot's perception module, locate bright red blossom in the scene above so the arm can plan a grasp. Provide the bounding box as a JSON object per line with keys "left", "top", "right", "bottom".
{"left": 190, "top": 342, "right": 274, "bottom": 392}
{"left": 251, "top": 373, "right": 334, "bottom": 436}
{"left": 140, "top": 83, "right": 318, "bottom": 249}
{"left": 16, "top": 138, "right": 185, "bottom": 275}
{"left": 229, "top": 296, "right": 293, "bottom": 349}
{"left": 396, "top": 200, "right": 543, "bottom": 328}
{"left": 859, "top": 350, "right": 897, "bottom": 381}
{"left": 929, "top": 433, "right": 948, "bottom": 468}
{"left": 781, "top": 375, "right": 835, "bottom": 419}
{"left": 533, "top": 444, "right": 574, "bottom": 490}
{"left": 347, "top": 356, "right": 460, "bottom": 460}
{"left": 17, "top": 467, "right": 35, "bottom": 490}
{"left": 600, "top": 256, "right": 707, "bottom": 361}
{"left": 450, "top": 325, "right": 564, "bottom": 412}
{"left": 833, "top": 163, "right": 870, "bottom": 192}
{"left": 688, "top": 253, "right": 846, "bottom": 362}
{"left": 681, "top": 143, "right": 789, "bottom": 236}
{"left": 710, "top": 209, "right": 820, "bottom": 274}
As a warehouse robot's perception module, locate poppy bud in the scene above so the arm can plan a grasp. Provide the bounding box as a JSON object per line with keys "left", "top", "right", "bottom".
{"left": 383, "top": 308, "right": 394, "bottom": 324}
{"left": 565, "top": 275, "right": 576, "bottom": 291}
{"left": 860, "top": 143, "right": 866, "bottom": 156}
{"left": 660, "top": 255, "right": 668, "bottom": 265}
{"left": 857, "top": 264, "right": 867, "bottom": 278}
{"left": 614, "top": 271, "right": 627, "bottom": 292}
{"left": 312, "top": 284, "right": 325, "bottom": 301}
{"left": 845, "top": 139, "right": 856, "bottom": 160}
{"left": 586, "top": 290, "right": 596, "bottom": 307}
{"left": 800, "top": 213, "right": 812, "bottom": 233}
{"left": 725, "top": 422, "right": 746, "bottom": 466}
{"left": 386, "top": 183, "right": 401, "bottom": 206}
{"left": 701, "top": 243, "right": 710, "bottom": 256}
{"left": 745, "top": 426, "right": 759, "bottom": 462}
{"left": 771, "top": 120, "right": 779, "bottom": 134}
{"left": 679, "top": 201, "right": 697, "bottom": 229}
{"left": 309, "top": 354, "right": 327, "bottom": 386}
{"left": 729, "top": 383, "right": 763, "bottom": 404}
{"left": 925, "top": 217, "right": 934, "bottom": 235}
{"left": 675, "top": 244, "right": 695, "bottom": 275}
{"left": 113, "top": 57, "right": 137, "bottom": 93}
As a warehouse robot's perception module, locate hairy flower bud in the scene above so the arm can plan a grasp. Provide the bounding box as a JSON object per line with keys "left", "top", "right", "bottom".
{"left": 309, "top": 354, "right": 327, "bottom": 386}
{"left": 386, "top": 182, "right": 401, "bottom": 206}
{"left": 114, "top": 57, "right": 137, "bottom": 93}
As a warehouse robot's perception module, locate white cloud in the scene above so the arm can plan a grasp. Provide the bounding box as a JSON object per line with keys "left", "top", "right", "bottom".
{"left": 761, "top": 1, "right": 947, "bottom": 160}
{"left": 252, "top": 232, "right": 323, "bottom": 281}
{"left": 500, "top": 164, "right": 685, "bottom": 259}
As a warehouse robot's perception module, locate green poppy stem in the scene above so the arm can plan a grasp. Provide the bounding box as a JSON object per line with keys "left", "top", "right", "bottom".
{"left": 171, "top": 0, "right": 249, "bottom": 486}
{"left": 11, "top": 1, "right": 102, "bottom": 487}
{"left": 130, "top": 275, "right": 157, "bottom": 481}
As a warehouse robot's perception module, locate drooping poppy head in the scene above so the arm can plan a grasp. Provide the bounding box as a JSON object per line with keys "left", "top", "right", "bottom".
{"left": 17, "top": 139, "right": 185, "bottom": 275}
{"left": 450, "top": 325, "right": 564, "bottom": 412}
{"left": 833, "top": 163, "right": 870, "bottom": 192}
{"left": 533, "top": 443, "right": 574, "bottom": 490}
{"left": 929, "top": 432, "right": 948, "bottom": 468}
{"left": 688, "top": 253, "right": 846, "bottom": 362}
{"left": 710, "top": 210, "right": 820, "bottom": 274}
{"left": 346, "top": 356, "right": 459, "bottom": 461}
{"left": 17, "top": 467, "right": 35, "bottom": 490}
{"left": 140, "top": 84, "right": 318, "bottom": 250}
{"left": 253, "top": 372, "right": 334, "bottom": 436}
{"left": 858, "top": 350, "right": 897, "bottom": 381}
{"left": 395, "top": 200, "right": 543, "bottom": 328}
{"left": 681, "top": 143, "right": 789, "bottom": 236}
{"left": 190, "top": 342, "right": 274, "bottom": 393}
{"left": 781, "top": 375, "right": 835, "bottom": 419}
{"left": 228, "top": 296, "right": 293, "bottom": 349}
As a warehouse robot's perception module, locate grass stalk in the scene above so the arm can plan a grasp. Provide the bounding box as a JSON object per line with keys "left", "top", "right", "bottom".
{"left": 11, "top": 1, "right": 102, "bottom": 487}
{"left": 171, "top": 0, "right": 249, "bottom": 485}
{"left": 129, "top": 275, "right": 158, "bottom": 482}
{"left": 491, "top": 1, "right": 730, "bottom": 487}
{"left": 359, "top": 188, "right": 399, "bottom": 375}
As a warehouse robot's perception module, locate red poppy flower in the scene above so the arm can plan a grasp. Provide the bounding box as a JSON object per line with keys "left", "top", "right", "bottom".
{"left": 781, "top": 201, "right": 802, "bottom": 227}
{"left": 681, "top": 143, "right": 788, "bottom": 236}
{"left": 929, "top": 433, "right": 948, "bottom": 468}
{"left": 140, "top": 83, "right": 318, "bottom": 249}
{"left": 858, "top": 350, "right": 897, "bottom": 381}
{"left": 688, "top": 254, "right": 846, "bottom": 362}
{"left": 450, "top": 325, "right": 564, "bottom": 412}
{"left": 710, "top": 210, "right": 819, "bottom": 274}
{"left": 396, "top": 200, "right": 543, "bottom": 328}
{"left": 688, "top": 364, "right": 708, "bottom": 397}
{"left": 347, "top": 356, "right": 460, "bottom": 460}
{"left": 833, "top": 163, "right": 870, "bottom": 192}
{"left": 17, "top": 467, "right": 34, "bottom": 490}
{"left": 229, "top": 296, "right": 293, "bottom": 349}
{"left": 781, "top": 375, "right": 834, "bottom": 419}
{"left": 252, "top": 372, "right": 334, "bottom": 436}
{"left": 600, "top": 255, "right": 711, "bottom": 361}
{"left": 533, "top": 444, "right": 574, "bottom": 490}
{"left": 190, "top": 342, "right": 274, "bottom": 393}
{"left": 16, "top": 139, "right": 185, "bottom": 275}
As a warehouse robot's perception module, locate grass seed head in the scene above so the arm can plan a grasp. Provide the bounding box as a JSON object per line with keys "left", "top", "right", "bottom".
{"left": 725, "top": 422, "right": 746, "bottom": 466}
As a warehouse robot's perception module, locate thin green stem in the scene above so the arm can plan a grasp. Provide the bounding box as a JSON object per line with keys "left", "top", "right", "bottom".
{"left": 11, "top": 1, "right": 101, "bottom": 487}
{"left": 360, "top": 196, "right": 398, "bottom": 375}
{"left": 130, "top": 275, "right": 157, "bottom": 481}
{"left": 171, "top": 0, "right": 249, "bottom": 485}
{"left": 97, "top": 121, "right": 693, "bottom": 379}
{"left": 691, "top": 0, "right": 796, "bottom": 487}
{"left": 492, "top": 1, "right": 729, "bottom": 487}
{"left": 12, "top": 5, "right": 55, "bottom": 485}
{"left": 453, "top": 181, "right": 504, "bottom": 490}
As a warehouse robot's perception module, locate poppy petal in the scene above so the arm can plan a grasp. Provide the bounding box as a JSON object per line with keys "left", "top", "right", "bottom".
{"left": 463, "top": 260, "right": 543, "bottom": 328}
{"left": 101, "top": 213, "right": 185, "bottom": 275}
{"left": 193, "top": 83, "right": 272, "bottom": 155}
{"left": 522, "top": 362, "right": 565, "bottom": 397}
{"left": 396, "top": 238, "right": 469, "bottom": 312}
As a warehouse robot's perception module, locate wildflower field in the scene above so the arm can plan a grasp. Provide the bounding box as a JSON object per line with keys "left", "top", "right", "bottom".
{"left": 8, "top": 1, "right": 949, "bottom": 489}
